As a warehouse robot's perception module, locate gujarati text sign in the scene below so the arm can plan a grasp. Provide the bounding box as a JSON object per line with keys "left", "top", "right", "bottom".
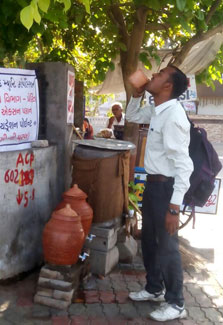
{"left": 0, "top": 68, "right": 39, "bottom": 147}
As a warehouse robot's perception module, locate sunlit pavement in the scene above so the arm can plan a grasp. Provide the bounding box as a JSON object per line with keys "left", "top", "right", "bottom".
{"left": 179, "top": 143, "right": 223, "bottom": 289}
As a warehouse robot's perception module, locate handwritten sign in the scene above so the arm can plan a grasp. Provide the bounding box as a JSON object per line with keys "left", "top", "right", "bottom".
{"left": 146, "top": 74, "right": 197, "bottom": 105}
{"left": 0, "top": 68, "right": 39, "bottom": 149}
{"left": 67, "top": 70, "right": 75, "bottom": 124}
{"left": 4, "top": 152, "right": 35, "bottom": 207}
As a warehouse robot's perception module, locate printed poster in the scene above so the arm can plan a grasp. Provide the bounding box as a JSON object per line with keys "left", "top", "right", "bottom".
{"left": 0, "top": 68, "right": 39, "bottom": 150}
{"left": 67, "top": 70, "right": 75, "bottom": 124}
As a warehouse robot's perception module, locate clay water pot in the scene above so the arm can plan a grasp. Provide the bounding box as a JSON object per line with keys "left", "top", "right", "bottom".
{"left": 128, "top": 69, "right": 149, "bottom": 89}
{"left": 42, "top": 204, "right": 85, "bottom": 265}
{"left": 56, "top": 184, "right": 93, "bottom": 237}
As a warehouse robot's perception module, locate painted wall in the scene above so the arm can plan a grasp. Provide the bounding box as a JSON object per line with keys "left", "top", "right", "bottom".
{"left": 0, "top": 146, "right": 59, "bottom": 279}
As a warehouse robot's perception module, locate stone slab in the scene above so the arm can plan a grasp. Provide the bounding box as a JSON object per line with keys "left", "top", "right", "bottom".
{"left": 85, "top": 226, "right": 118, "bottom": 252}
{"left": 89, "top": 246, "right": 119, "bottom": 276}
{"left": 34, "top": 294, "right": 70, "bottom": 310}
{"left": 38, "top": 277, "right": 72, "bottom": 292}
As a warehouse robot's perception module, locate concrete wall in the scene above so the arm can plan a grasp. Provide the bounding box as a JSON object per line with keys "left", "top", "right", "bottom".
{"left": 26, "top": 62, "right": 74, "bottom": 192}
{"left": 0, "top": 146, "right": 59, "bottom": 280}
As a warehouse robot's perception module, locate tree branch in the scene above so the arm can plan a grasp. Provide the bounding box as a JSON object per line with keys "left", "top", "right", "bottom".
{"left": 109, "top": 4, "right": 130, "bottom": 47}
{"left": 171, "top": 23, "right": 223, "bottom": 66}
{"left": 145, "top": 22, "right": 170, "bottom": 31}
{"left": 126, "top": 6, "right": 148, "bottom": 68}
{"left": 205, "top": 0, "right": 222, "bottom": 25}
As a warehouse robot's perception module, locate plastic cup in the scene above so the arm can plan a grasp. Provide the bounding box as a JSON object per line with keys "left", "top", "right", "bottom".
{"left": 128, "top": 69, "right": 149, "bottom": 89}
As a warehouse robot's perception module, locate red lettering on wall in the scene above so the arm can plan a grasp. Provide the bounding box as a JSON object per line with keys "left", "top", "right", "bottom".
{"left": 4, "top": 152, "right": 36, "bottom": 207}
{"left": 16, "top": 153, "right": 24, "bottom": 167}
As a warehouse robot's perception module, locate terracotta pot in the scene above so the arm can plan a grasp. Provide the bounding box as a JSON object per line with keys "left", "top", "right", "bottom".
{"left": 128, "top": 69, "right": 149, "bottom": 89}
{"left": 43, "top": 204, "right": 85, "bottom": 265}
{"left": 56, "top": 184, "right": 93, "bottom": 237}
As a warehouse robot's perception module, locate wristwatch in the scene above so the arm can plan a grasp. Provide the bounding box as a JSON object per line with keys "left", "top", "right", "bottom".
{"left": 168, "top": 207, "right": 179, "bottom": 215}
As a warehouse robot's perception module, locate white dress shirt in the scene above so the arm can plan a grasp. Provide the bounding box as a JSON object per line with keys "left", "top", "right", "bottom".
{"left": 126, "top": 97, "right": 193, "bottom": 205}
{"left": 107, "top": 113, "right": 125, "bottom": 130}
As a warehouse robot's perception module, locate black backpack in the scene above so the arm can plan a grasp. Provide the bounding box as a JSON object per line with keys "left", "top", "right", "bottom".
{"left": 182, "top": 118, "right": 222, "bottom": 227}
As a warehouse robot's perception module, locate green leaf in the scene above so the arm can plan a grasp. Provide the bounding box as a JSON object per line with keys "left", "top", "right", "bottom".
{"left": 62, "top": 0, "right": 71, "bottom": 12}
{"left": 176, "top": 0, "right": 186, "bottom": 11}
{"left": 196, "top": 10, "right": 204, "bottom": 21}
{"left": 139, "top": 52, "right": 152, "bottom": 69}
{"left": 33, "top": 4, "right": 41, "bottom": 24}
{"left": 38, "top": 0, "right": 50, "bottom": 13}
{"left": 82, "top": 0, "right": 91, "bottom": 14}
{"left": 20, "top": 5, "right": 34, "bottom": 30}
{"left": 180, "top": 18, "right": 192, "bottom": 32}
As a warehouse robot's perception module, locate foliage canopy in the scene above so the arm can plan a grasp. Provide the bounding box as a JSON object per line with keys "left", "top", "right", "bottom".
{"left": 1, "top": 0, "right": 223, "bottom": 95}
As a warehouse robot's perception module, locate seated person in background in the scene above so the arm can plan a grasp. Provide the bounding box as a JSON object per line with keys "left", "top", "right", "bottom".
{"left": 107, "top": 102, "right": 125, "bottom": 129}
{"left": 83, "top": 118, "right": 94, "bottom": 139}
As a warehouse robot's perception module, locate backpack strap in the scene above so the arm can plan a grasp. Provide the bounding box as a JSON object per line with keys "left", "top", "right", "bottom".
{"left": 181, "top": 205, "right": 196, "bottom": 229}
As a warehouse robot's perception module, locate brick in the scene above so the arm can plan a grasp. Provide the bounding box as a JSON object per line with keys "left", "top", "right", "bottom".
{"left": 202, "top": 307, "right": 223, "bottom": 322}
{"left": 34, "top": 294, "right": 70, "bottom": 310}
{"left": 119, "top": 303, "right": 139, "bottom": 319}
{"left": 102, "top": 303, "right": 120, "bottom": 318}
{"left": 115, "top": 291, "right": 129, "bottom": 304}
{"left": 53, "top": 289, "right": 74, "bottom": 302}
{"left": 180, "top": 320, "right": 198, "bottom": 325}
{"left": 108, "top": 318, "right": 127, "bottom": 325}
{"left": 99, "top": 291, "right": 115, "bottom": 304}
{"left": 37, "top": 287, "right": 54, "bottom": 298}
{"left": 68, "top": 303, "right": 86, "bottom": 316}
{"left": 84, "top": 290, "right": 100, "bottom": 304}
{"left": 195, "top": 293, "right": 213, "bottom": 308}
{"left": 183, "top": 290, "right": 199, "bottom": 307}
{"left": 184, "top": 283, "right": 204, "bottom": 298}
{"left": 89, "top": 316, "right": 109, "bottom": 324}
{"left": 52, "top": 316, "right": 70, "bottom": 325}
{"left": 85, "top": 303, "right": 103, "bottom": 317}
{"left": 38, "top": 277, "right": 72, "bottom": 292}
{"left": 127, "top": 319, "right": 147, "bottom": 325}
{"left": 40, "top": 267, "right": 64, "bottom": 280}
{"left": 134, "top": 301, "right": 153, "bottom": 318}
{"left": 126, "top": 281, "right": 142, "bottom": 292}
{"left": 70, "top": 315, "right": 89, "bottom": 325}
{"left": 187, "top": 306, "right": 206, "bottom": 322}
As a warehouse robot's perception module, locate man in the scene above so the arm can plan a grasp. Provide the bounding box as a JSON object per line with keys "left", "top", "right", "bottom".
{"left": 107, "top": 102, "right": 125, "bottom": 129}
{"left": 126, "top": 66, "right": 193, "bottom": 322}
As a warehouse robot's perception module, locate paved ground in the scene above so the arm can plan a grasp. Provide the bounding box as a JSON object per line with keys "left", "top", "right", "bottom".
{"left": 0, "top": 238, "right": 223, "bottom": 325}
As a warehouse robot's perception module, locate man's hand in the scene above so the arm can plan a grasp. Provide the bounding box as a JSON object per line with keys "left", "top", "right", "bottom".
{"left": 165, "top": 203, "right": 180, "bottom": 236}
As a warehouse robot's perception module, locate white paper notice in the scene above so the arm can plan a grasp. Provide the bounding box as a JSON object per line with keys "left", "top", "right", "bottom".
{"left": 0, "top": 68, "right": 39, "bottom": 150}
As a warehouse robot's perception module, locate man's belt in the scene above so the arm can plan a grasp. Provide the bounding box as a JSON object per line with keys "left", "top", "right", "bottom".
{"left": 147, "top": 174, "right": 173, "bottom": 182}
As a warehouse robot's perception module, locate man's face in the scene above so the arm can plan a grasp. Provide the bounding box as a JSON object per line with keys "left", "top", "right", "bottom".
{"left": 145, "top": 67, "right": 174, "bottom": 96}
{"left": 112, "top": 105, "right": 122, "bottom": 118}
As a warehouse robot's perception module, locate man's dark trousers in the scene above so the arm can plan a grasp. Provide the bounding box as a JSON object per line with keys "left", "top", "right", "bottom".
{"left": 141, "top": 178, "right": 184, "bottom": 307}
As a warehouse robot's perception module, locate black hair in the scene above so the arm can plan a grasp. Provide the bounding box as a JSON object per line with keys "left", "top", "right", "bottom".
{"left": 168, "top": 65, "right": 188, "bottom": 99}
{"left": 84, "top": 117, "right": 90, "bottom": 124}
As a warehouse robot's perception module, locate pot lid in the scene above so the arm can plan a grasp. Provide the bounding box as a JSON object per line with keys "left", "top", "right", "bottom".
{"left": 64, "top": 184, "right": 87, "bottom": 199}
{"left": 55, "top": 204, "right": 78, "bottom": 217}
{"left": 73, "top": 138, "right": 135, "bottom": 150}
